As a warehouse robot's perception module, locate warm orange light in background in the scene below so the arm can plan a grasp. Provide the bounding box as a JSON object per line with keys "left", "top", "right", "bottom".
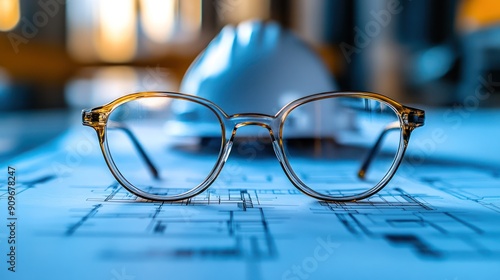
{"left": 218, "top": 0, "right": 270, "bottom": 25}
{"left": 140, "top": 0, "right": 176, "bottom": 43}
{"left": 0, "top": 0, "right": 20, "bottom": 31}
{"left": 457, "top": 0, "right": 500, "bottom": 32}
{"left": 97, "top": 0, "right": 137, "bottom": 62}
{"left": 178, "top": 0, "right": 202, "bottom": 36}
{"left": 67, "top": 0, "right": 202, "bottom": 63}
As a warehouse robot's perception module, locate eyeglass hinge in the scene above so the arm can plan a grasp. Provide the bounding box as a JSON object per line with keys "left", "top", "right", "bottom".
{"left": 402, "top": 107, "right": 425, "bottom": 128}
{"left": 82, "top": 110, "right": 106, "bottom": 127}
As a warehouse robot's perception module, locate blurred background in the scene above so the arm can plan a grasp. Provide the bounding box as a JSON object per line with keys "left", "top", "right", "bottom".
{"left": 1, "top": 0, "right": 500, "bottom": 161}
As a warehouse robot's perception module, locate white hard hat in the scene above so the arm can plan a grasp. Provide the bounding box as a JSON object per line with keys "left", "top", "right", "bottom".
{"left": 170, "top": 20, "right": 338, "bottom": 137}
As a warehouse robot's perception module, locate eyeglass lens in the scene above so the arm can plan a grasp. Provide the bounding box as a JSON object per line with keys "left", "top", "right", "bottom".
{"left": 281, "top": 96, "right": 402, "bottom": 198}
{"left": 105, "top": 97, "right": 224, "bottom": 197}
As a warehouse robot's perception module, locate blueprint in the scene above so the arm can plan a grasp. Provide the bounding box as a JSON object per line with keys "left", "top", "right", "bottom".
{"left": 1, "top": 126, "right": 500, "bottom": 280}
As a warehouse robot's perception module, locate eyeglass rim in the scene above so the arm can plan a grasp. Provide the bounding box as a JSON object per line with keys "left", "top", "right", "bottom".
{"left": 82, "top": 90, "right": 425, "bottom": 202}
{"left": 84, "top": 90, "right": 411, "bottom": 118}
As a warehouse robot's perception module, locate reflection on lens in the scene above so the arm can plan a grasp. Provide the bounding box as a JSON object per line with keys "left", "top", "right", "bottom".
{"left": 105, "top": 96, "right": 223, "bottom": 199}
{"left": 281, "top": 96, "right": 402, "bottom": 198}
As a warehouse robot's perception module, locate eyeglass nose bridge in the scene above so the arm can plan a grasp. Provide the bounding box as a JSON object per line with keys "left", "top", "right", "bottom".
{"left": 223, "top": 113, "right": 285, "bottom": 162}
{"left": 227, "top": 113, "right": 279, "bottom": 138}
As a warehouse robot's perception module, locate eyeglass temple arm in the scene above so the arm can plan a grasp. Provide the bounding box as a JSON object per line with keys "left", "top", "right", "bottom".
{"left": 358, "top": 107, "right": 425, "bottom": 179}
{"left": 107, "top": 120, "right": 160, "bottom": 179}
{"left": 357, "top": 121, "right": 400, "bottom": 179}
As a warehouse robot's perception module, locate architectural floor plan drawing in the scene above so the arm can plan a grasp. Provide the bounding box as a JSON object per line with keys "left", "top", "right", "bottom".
{"left": 1, "top": 128, "right": 500, "bottom": 280}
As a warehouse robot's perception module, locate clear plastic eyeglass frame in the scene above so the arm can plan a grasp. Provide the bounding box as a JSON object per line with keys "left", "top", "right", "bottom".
{"left": 82, "top": 91, "right": 425, "bottom": 202}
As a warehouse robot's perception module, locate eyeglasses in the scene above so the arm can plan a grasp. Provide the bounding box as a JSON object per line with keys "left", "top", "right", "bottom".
{"left": 82, "top": 91, "right": 424, "bottom": 202}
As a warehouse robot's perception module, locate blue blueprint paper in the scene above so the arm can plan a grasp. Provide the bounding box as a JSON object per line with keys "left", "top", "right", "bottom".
{"left": 0, "top": 126, "right": 499, "bottom": 280}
